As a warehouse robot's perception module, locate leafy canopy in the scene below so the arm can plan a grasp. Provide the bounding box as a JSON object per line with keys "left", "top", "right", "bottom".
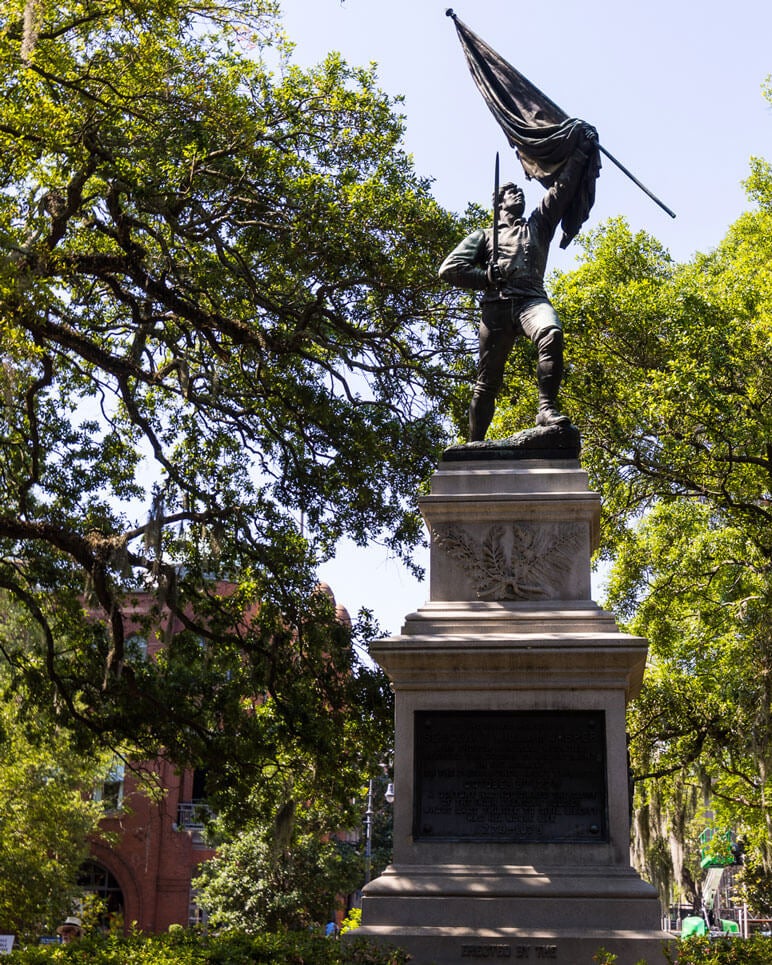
{"left": 0, "top": 681, "right": 111, "bottom": 941}
{"left": 0, "top": 0, "right": 466, "bottom": 812}
{"left": 192, "top": 817, "right": 362, "bottom": 933}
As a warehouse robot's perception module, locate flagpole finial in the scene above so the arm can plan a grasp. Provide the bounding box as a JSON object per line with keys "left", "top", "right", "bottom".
{"left": 445, "top": 9, "right": 456, "bottom": 18}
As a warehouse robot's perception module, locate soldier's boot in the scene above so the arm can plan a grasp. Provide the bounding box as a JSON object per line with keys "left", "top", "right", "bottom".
{"left": 536, "top": 397, "right": 571, "bottom": 427}
{"left": 534, "top": 327, "right": 570, "bottom": 428}
{"left": 469, "top": 388, "right": 496, "bottom": 442}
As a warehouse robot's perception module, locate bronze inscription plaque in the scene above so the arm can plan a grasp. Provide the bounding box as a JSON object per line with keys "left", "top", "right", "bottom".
{"left": 413, "top": 710, "right": 607, "bottom": 842}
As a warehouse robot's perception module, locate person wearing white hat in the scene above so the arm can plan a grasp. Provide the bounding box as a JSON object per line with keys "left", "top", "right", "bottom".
{"left": 56, "top": 916, "right": 82, "bottom": 943}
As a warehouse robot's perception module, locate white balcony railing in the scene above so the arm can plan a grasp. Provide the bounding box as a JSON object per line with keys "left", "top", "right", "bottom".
{"left": 176, "top": 802, "right": 215, "bottom": 844}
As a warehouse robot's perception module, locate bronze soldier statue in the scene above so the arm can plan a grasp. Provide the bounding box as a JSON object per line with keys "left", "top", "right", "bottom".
{"left": 439, "top": 122, "right": 599, "bottom": 442}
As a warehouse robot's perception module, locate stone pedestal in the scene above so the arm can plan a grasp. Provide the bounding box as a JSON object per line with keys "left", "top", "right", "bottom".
{"left": 358, "top": 455, "right": 672, "bottom": 965}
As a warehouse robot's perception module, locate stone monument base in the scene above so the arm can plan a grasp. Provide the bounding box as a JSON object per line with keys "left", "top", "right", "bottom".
{"left": 357, "top": 925, "right": 668, "bottom": 965}
{"left": 356, "top": 454, "right": 673, "bottom": 965}
{"left": 358, "top": 863, "right": 671, "bottom": 964}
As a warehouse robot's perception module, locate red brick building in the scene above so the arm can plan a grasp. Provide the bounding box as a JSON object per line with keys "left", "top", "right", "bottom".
{"left": 80, "top": 582, "right": 349, "bottom": 933}
{"left": 84, "top": 761, "right": 215, "bottom": 931}
{"left": 80, "top": 591, "right": 218, "bottom": 932}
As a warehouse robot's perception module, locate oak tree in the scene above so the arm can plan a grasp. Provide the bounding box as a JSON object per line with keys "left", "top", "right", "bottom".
{"left": 0, "top": 0, "right": 465, "bottom": 815}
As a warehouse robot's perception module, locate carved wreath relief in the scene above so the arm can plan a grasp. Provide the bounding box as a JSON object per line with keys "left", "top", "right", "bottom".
{"left": 432, "top": 521, "right": 584, "bottom": 601}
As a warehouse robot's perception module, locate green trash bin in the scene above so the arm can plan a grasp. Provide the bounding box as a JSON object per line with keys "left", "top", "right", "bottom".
{"left": 681, "top": 916, "right": 708, "bottom": 937}
{"left": 720, "top": 920, "right": 740, "bottom": 935}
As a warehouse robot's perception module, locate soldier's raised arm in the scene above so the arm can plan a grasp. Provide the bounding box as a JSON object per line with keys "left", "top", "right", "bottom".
{"left": 539, "top": 123, "right": 599, "bottom": 235}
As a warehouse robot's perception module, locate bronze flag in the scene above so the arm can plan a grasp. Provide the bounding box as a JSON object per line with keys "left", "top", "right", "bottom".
{"left": 446, "top": 9, "right": 601, "bottom": 248}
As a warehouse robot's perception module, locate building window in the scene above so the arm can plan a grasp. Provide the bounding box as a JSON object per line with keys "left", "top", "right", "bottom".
{"left": 177, "top": 769, "right": 214, "bottom": 846}
{"left": 191, "top": 767, "right": 207, "bottom": 802}
{"left": 78, "top": 860, "right": 124, "bottom": 929}
{"left": 94, "top": 760, "right": 125, "bottom": 811}
{"left": 126, "top": 634, "right": 148, "bottom": 660}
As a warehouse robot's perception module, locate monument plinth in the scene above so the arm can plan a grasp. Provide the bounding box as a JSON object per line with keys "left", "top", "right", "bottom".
{"left": 358, "top": 451, "right": 671, "bottom": 965}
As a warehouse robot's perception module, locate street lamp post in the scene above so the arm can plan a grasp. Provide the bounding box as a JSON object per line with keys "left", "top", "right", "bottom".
{"left": 363, "top": 772, "right": 394, "bottom": 887}
{"left": 364, "top": 779, "right": 374, "bottom": 886}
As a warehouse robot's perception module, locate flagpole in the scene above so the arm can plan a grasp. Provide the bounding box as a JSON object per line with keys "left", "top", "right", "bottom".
{"left": 596, "top": 145, "right": 676, "bottom": 219}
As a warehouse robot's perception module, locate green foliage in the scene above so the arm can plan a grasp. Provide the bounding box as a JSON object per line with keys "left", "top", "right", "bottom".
{"left": 0, "top": 684, "right": 110, "bottom": 941}
{"left": 11, "top": 929, "right": 772, "bottom": 965}
{"left": 592, "top": 949, "right": 618, "bottom": 964}
{"left": 39, "top": 930, "right": 772, "bottom": 965}
{"left": 549, "top": 214, "right": 770, "bottom": 560}
{"left": 339, "top": 908, "right": 362, "bottom": 935}
{"left": 193, "top": 768, "right": 394, "bottom": 933}
{"left": 665, "top": 935, "right": 772, "bottom": 964}
{"left": 341, "top": 937, "right": 410, "bottom": 965}
{"left": 192, "top": 821, "right": 363, "bottom": 932}
{"left": 5, "top": 930, "right": 410, "bottom": 965}
{"left": 0, "top": 0, "right": 465, "bottom": 816}
{"left": 736, "top": 859, "right": 772, "bottom": 918}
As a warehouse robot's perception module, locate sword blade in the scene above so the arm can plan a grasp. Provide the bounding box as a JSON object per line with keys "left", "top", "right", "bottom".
{"left": 492, "top": 151, "right": 500, "bottom": 264}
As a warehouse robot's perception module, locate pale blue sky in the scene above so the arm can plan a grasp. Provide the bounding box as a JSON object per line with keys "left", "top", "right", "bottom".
{"left": 277, "top": 0, "right": 772, "bottom": 634}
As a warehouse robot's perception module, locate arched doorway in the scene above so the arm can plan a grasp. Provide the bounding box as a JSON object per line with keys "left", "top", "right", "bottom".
{"left": 78, "top": 860, "right": 125, "bottom": 931}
